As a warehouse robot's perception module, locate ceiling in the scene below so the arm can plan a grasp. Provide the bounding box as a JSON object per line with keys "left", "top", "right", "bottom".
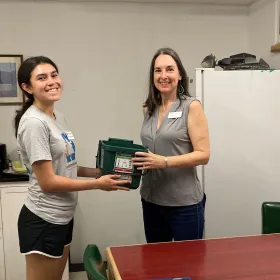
{"left": 150, "top": 0, "right": 258, "bottom": 5}
{"left": 83, "top": 0, "right": 258, "bottom": 5}
{"left": 4, "top": 0, "right": 260, "bottom": 6}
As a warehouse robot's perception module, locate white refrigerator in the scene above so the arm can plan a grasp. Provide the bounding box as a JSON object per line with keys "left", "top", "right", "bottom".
{"left": 196, "top": 68, "right": 280, "bottom": 238}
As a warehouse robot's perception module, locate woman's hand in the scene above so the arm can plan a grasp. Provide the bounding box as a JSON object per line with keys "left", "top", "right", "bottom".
{"left": 132, "top": 151, "right": 165, "bottom": 170}
{"left": 97, "top": 174, "right": 130, "bottom": 191}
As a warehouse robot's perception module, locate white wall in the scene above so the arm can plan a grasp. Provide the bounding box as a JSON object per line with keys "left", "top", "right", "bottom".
{"left": 248, "top": 0, "right": 280, "bottom": 68}
{"left": 0, "top": 1, "right": 248, "bottom": 262}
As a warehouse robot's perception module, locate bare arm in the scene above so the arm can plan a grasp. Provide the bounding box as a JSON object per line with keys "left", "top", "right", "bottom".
{"left": 77, "top": 166, "right": 101, "bottom": 178}
{"left": 32, "top": 161, "right": 130, "bottom": 192}
{"left": 166, "top": 100, "right": 210, "bottom": 168}
{"left": 133, "top": 100, "right": 210, "bottom": 169}
{"left": 143, "top": 106, "right": 147, "bottom": 116}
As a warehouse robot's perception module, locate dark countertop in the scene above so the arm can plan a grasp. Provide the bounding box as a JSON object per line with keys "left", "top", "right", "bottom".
{"left": 0, "top": 172, "right": 29, "bottom": 182}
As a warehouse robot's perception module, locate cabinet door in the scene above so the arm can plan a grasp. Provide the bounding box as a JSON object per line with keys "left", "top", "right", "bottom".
{"left": 1, "top": 187, "right": 28, "bottom": 280}
{"left": 0, "top": 195, "right": 5, "bottom": 280}
{"left": 1, "top": 186, "right": 69, "bottom": 280}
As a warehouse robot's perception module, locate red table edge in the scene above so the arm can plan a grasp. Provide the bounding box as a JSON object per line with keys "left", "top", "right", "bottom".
{"left": 107, "top": 233, "right": 280, "bottom": 250}
{"left": 106, "top": 247, "right": 122, "bottom": 280}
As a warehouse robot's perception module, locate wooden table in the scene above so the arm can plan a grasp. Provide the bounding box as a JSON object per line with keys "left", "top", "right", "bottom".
{"left": 106, "top": 234, "right": 280, "bottom": 280}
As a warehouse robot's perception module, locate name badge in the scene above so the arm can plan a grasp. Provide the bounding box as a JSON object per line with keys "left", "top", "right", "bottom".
{"left": 66, "top": 131, "right": 75, "bottom": 140}
{"left": 168, "top": 111, "right": 182, "bottom": 119}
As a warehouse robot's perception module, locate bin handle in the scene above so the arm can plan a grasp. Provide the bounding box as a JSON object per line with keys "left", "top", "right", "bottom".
{"left": 108, "top": 138, "right": 133, "bottom": 144}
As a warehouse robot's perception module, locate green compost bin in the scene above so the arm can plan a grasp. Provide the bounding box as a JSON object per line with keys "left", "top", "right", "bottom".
{"left": 96, "top": 138, "right": 148, "bottom": 189}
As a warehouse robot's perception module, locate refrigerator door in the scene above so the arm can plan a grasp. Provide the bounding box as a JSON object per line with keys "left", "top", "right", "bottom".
{"left": 203, "top": 70, "right": 280, "bottom": 238}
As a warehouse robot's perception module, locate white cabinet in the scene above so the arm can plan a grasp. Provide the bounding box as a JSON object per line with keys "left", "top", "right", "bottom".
{"left": 0, "top": 182, "right": 69, "bottom": 280}
{"left": 1, "top": 186, "right": 28, "bottom": 280}
{"left": 0, "top": 195, "right": 5, "bottom": 280}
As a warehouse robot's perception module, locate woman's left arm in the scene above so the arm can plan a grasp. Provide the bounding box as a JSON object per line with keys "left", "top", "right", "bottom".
{"left": 77, "top": 166, "right": 102, "bottom": 178}
{"left": 168, "top": 100, "right": 210, "bottom": 168}
{"left": 133, "top": 100, "right": 210, "bottom": 169}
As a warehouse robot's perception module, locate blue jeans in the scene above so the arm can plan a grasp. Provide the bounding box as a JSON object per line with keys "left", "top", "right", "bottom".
{"left": 141, "top": 194, "right": 206, "bottom": 243}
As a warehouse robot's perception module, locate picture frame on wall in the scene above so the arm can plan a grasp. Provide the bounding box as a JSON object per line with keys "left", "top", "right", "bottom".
{"left": 0, "top": 55, "right": 24, "bottom": 105}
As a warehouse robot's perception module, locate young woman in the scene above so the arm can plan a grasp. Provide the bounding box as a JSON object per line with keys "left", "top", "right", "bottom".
{"left": 14, "top": 56, "right": 130, "bottom": 280}
{"left": 132, "top": 48, "right": 209, "bottom": 243}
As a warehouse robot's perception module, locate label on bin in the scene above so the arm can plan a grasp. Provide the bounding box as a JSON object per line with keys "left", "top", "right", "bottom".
{"left": 114, "top": 153, "right": 133, "bottom": 174}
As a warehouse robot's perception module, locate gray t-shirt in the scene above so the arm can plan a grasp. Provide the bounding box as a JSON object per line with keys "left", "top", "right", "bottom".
{"left": 17, "top": 105, "right": 78, "bottom": 225}
{"left": 140, "top": 97, "right": 203, "bottom": 207}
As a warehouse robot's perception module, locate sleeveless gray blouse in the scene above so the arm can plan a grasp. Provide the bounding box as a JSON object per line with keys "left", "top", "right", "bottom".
{"left": 140, "top": 97, "right": 203, "bottom": 206}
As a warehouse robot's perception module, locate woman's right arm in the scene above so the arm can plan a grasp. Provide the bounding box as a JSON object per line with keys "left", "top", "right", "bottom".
{"left": 32, "top": 160, "right": 130, "bottom": 192}
{"left": 18, "top": 118, "right": 129, "bottom": 192}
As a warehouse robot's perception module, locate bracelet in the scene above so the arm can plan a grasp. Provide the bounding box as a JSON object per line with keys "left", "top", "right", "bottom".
{"left": 164, "top": 157, "right": 168, "bottom": 168}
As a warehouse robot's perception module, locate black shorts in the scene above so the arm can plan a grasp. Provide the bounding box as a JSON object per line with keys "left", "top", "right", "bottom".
{"left": 18, "top": 205, "right": 73, "bottom": 258}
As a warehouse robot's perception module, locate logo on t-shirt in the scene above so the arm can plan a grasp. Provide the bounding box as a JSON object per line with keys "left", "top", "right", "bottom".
{"left": 61, "top": 132, "right": 77, "bottom": 169}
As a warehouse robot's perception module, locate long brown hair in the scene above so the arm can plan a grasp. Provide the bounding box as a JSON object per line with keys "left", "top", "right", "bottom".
{"left": 144, "top": 47, "right": 191, "bottom": 117}
{"left": 14, "top": 56, "right": 59, "bottom": 137}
